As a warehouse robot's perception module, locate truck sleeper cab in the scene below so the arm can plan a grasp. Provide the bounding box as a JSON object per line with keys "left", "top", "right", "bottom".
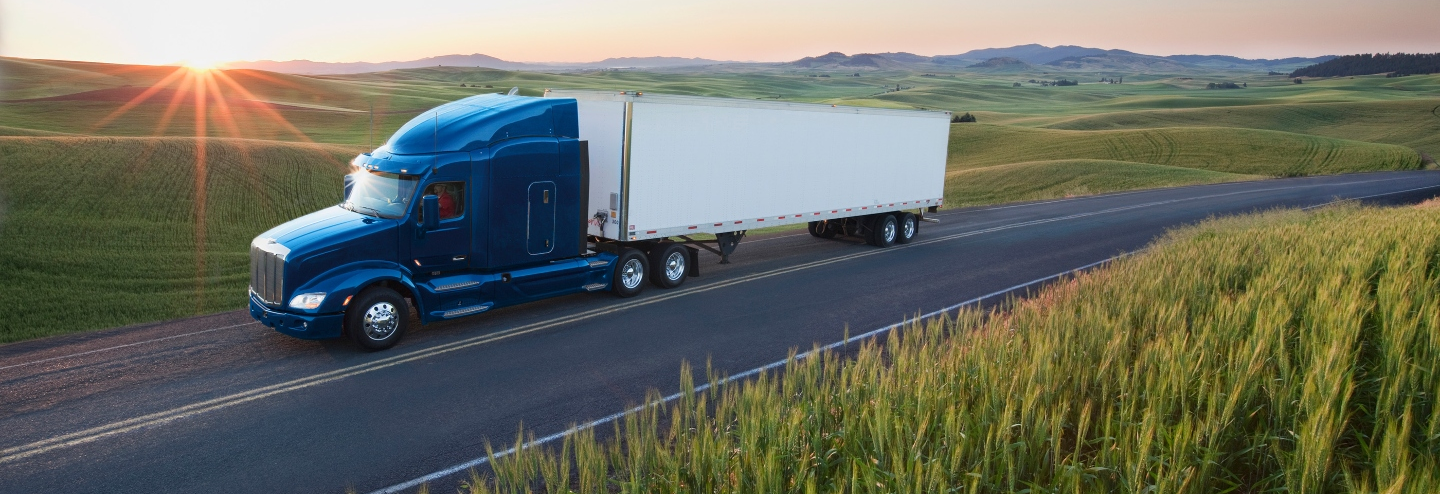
{"left": 250, "top": 92, "right": 947, "bottom": 350}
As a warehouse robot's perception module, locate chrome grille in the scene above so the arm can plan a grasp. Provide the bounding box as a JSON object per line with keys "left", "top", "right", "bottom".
{"left": 250, "top": 238, "right": 288, "bottom": 306}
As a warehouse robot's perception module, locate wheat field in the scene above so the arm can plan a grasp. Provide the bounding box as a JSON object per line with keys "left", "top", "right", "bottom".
{"left": 447, "top": 202, "right": 1440, "bottom": 494}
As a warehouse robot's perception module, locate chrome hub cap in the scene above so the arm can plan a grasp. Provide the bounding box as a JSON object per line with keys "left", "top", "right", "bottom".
{"left": 883, "top": 221, "right": 896, "bottom": 243}
{"left": 903, "top": 218, "right": 915, "bottom": 239}
{"left": 363, "top": 302, "right": 399, "bottom": 340}
{"left": 664, "top": 252, "right": 685, "bottom": 281}
{"left": 621, "top": 259, "right": 644, "bottom": 289}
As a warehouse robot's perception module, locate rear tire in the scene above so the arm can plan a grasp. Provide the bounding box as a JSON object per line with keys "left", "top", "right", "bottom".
{"left": 867, "top": 214, "right": 897, "bottom": 248}
{"left": 612, "top": 248, "right": 648, "bottom": 297}
{"left": 895, "top": 213, "right": 918, "bottom": 244}
{"left": 649, "top": 243, "right": 689, "bottom": 289}
{"left": 346, "top": 287, "right": 408, "bottom": 351}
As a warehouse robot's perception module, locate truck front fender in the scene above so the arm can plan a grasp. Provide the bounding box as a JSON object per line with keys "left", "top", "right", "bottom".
{"left": 292, "top": 261, "right": 423, "bottom": 316}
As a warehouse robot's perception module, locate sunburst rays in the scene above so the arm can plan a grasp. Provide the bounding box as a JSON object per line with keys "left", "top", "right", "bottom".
{"left": 88, "top": 65, "right": 328, "bottom": 311}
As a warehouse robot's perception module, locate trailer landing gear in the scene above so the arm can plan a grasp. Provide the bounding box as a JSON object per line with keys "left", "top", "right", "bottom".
{"left": 714, "top": 231, "right": 745, "bottom": 264}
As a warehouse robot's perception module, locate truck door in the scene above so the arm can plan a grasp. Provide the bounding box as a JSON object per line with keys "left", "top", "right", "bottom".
{"left": 528, "top": 181, "right": 556, "bottom": 254}
{"left": 410, "top": 180, "right": 471, "bottom": 273}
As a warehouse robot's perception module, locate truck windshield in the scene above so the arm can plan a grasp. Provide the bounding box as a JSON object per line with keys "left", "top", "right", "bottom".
{"left": 343, "top": 170, "right": 418, "bottom": 219}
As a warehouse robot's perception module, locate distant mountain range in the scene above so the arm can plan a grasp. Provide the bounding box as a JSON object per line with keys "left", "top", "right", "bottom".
{"left": 223, "top": 44, "right": 1336, "bottom": 75}
{"left": 788, "top": 44, "right": 1336, "bottom": 72}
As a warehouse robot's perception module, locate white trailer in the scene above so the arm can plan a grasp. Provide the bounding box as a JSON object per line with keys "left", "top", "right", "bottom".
{"left": 545, "top": 89, "right": 951, "bottom": 261}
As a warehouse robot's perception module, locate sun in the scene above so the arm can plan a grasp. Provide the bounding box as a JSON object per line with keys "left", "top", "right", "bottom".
{"left": 183, "top": 57, "right": 225, "bottom": 71}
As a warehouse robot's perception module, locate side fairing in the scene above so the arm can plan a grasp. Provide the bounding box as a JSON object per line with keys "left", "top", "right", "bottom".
{"left": 483, "top": 137, "right": 585, "bottom": 270}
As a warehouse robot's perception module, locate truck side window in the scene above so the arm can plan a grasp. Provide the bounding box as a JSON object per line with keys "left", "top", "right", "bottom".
{"left": 421, "top": 182, "right": 465, "bottom": 221}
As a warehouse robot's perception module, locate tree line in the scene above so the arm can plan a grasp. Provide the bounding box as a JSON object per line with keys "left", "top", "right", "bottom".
{"left": 1026, "top": 79, "right": 1079, "bottom": 86}
{"left": 1290, "top": 53, "right": 1439, "bottom": 78}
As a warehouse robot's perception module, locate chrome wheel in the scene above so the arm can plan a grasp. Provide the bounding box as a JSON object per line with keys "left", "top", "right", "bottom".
{"left": 621, "top": 258, "right": 645, "bottom": 289}
{"left": 902, "top": 217, "right": 915, "bottom": 239}
{"left": 883, "top": 221, "right": 897, "bottom": 243}
{"left": 362, "top": 302, "right": 399, "bottom": 341}
{"left": 664, "top": 251, "right": 685, "bottom": 281}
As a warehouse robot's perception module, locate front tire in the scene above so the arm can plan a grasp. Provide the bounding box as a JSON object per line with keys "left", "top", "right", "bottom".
{"left": 649, "top": 243, "right": 689, "bottom": 289}
{"left": 346, "top": 287, "right": 408, "bottom": 351}
{"left": 895, "top": 213, "right": 918, "bottom": 244}
{"left": 612, "top": 248, "right": 648, "bottom": 297}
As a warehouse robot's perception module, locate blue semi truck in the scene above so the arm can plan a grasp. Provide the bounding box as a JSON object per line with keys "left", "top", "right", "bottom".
{"left": 249, "top": 91, "right": 950, "bottom": 349}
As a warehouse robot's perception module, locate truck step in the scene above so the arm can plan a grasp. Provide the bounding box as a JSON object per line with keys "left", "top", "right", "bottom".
{"left": 440, "top": 304, "right": 492, "bottom": 318}
{"left": 434, "top": 280, "right": 481, "bottom": 292}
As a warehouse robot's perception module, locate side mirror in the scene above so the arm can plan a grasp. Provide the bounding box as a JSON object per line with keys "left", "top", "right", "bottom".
{"left": 422, "top": 194, "right": 440, "bottom": 230}
{"left": 343, "top": 174, "right": 355, "bottom": 199}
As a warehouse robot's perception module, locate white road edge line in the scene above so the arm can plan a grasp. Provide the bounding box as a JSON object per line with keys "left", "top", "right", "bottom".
{"left": 0, "top": 176, "right": 1419, "bottom": 464}
{"left": 368, "top": 252, "right": 1140, "bottom": 494}
{"left": 1299, "top": 183, "right": 1440, "bottom": 210}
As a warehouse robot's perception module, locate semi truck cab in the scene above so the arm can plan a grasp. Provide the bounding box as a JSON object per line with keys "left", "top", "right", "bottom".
{"left": 250, "top": 94, "right": 628, "bottom": 349}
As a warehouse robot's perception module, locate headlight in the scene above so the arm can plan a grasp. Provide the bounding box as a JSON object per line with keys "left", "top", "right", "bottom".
{"left": 289, "top": 292, "right": 326, "bottom": 310}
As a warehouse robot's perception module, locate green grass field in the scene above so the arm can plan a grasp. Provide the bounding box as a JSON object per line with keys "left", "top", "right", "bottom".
{"left": 1, "top": 56, "right": 1438, "bottom": 340}
{"left": 1043, "top": 98, "right": 1440, "bottom": 157}
{"left": 947, "top": 124, "right": 1422, "bottom": 174}
{"left": 0, "top": 136, "right": 357, "bottom": 342}
{"left": 943, "top": 159, "right": 1260, "bottom": 207}
{"left": 443, "top": 202, "right": 1440, "bottom": 493}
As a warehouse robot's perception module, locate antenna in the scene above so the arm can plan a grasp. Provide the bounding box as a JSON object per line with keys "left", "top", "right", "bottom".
{"left": 506, "top": 87, "right": 519, "bottom": 96}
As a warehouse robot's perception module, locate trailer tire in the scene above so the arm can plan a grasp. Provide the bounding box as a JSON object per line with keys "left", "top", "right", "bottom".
{"left": 612, "top": 248, "right": 648, "bottom": 297}
{"left": 868, "top": 214, "right": 897, "bottom": 248}
{"left": 895, "top": 213, "right": 918, "bottom": 244}
{"left": 346, "top": 287, "right": 409, "bottom": 351}
{"left": 649, "top": 243, "right": 689, "bottom": 289}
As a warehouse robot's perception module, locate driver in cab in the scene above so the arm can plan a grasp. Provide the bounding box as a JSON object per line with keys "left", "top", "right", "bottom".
{"left": 424, "top": 183, "right": 458, "bottom": 219}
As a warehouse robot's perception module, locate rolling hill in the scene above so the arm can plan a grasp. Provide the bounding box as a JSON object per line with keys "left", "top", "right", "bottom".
{"left": 966, "top": 57, "right": 1032, "bottom": 72}
{"left": 1289, "top": 52, "right": 1440, "bottom": 78}
{"left": 943, "top": 159, "right": 1259, "bottom": 207}
{"left": 947, "top": 124, "right": 1422, "bottom": 175}
{"left": 1044, "top": 53, "right": 1190, "bottom": 72}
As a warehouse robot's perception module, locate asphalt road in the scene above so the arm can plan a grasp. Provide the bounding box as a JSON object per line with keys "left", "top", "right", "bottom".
{"left": 3, "top": 171, "right": 1439, "bottom": 494}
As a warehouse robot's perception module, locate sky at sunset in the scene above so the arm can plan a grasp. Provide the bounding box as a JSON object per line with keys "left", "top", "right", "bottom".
{"left": 3, "top": 0, "right": 1438, "bottom": 66}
